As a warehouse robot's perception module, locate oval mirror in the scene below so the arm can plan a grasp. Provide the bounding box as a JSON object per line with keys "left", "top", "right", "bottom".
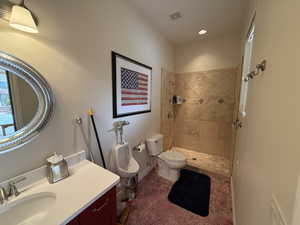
{"left": 0, "top": 51, "right": 54, "bottom": 153}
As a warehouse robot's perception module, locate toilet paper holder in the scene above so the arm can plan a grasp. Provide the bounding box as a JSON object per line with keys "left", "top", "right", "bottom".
{"left": 133, "top": 142, "right": 146, "bottom": 152}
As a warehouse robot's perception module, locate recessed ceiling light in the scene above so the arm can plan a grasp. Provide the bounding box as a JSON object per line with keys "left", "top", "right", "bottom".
{"left": 198, "top": 29, "right": 207, "bottom": 35}
{"left": 169, "top": 11, "right": 182, "bottom": 21}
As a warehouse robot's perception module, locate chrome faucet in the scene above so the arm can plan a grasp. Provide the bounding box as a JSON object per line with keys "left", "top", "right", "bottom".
{"left": 8, "top": 177, "right": 26, "bottom": 197}
{"left": 0, "top": 187, "right": 7, "bottom": 205}
{"left": 0, "top": 177, "right": 26, "bottom": 205}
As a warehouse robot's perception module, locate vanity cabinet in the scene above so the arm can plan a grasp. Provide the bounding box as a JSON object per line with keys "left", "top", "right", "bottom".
{"left": 67, "top": 218, "right": 80, "bottom": 225}
{"left": 67, "top": 187, "right": 117, "bottom": 225}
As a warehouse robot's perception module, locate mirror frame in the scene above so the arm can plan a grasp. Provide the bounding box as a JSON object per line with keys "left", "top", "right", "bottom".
{"left": 0, "top": 51, "right": 54, "bottom": 153}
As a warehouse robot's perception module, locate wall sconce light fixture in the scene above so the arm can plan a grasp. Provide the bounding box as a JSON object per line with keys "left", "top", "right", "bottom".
{"left": 0, "top": 0, "right": 38, "bottom": 33}
{"left": 9, "top": 0, "right": 38, "bottom": 33}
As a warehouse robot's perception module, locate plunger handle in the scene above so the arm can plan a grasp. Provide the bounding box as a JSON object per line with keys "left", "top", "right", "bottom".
{"left": 88, "top": 108, "right": 107, "bottom": 169}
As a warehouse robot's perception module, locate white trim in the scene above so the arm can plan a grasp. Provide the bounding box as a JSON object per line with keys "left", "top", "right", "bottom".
{"left": 231, "top": 177, "right": 237, "bottom": 225}
{"left": 292, "top": 174, "right": 300, "bottom": 225}
{"left": 138, "top": 165, "right": 154, "bottom": 182}
{"left": 271, "top": 195, "right": 288, "bottom": 225}
{"left": 138, "top": 156, "right": 156, "bottom": 182}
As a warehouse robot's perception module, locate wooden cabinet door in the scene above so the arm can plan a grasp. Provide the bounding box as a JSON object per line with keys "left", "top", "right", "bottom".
{"left": 67, "top": 217, "right": 80, "bottom": 225}
{"left": 79, "top": 187, "right": 117, "bottom": 225}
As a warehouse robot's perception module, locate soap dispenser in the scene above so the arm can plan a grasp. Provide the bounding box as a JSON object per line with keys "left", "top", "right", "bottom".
{"left": 46, "top": 153, "right": 69, "bottom": 184}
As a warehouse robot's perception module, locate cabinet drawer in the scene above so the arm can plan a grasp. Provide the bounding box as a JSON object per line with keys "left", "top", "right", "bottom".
{"left": 79, "top": 187, "right": 116, "bottom": 225}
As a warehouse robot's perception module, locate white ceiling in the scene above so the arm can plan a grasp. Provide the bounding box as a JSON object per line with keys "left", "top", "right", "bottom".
{"left": 127, "top": 0, "right": 249, "bottom": 44}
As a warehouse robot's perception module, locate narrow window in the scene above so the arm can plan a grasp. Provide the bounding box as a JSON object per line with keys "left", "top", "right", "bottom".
{"left": 0, "top": 69, "right": 16, "bottom": 136}
{"left": 239, "top": 23, "right": 255, "bottom": 117}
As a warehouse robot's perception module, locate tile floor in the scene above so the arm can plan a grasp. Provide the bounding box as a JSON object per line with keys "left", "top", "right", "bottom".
{"left": 127, "top": 169, "right": 233, "bottom": 225}
{"left": 174, "top": 147, "right": 231, "bottom": 177}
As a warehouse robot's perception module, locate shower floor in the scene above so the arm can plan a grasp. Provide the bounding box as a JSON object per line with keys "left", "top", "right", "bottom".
{"left": 173, "top": 147, "right": 231, "bottom": 177}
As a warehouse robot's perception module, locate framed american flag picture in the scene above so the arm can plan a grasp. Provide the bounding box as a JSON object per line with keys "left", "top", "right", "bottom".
{"left": 112, "top": 52, "right": 152, "bottom": 118}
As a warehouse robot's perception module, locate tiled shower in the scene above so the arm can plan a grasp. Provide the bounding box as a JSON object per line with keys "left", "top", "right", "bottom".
{"left": 161, "top": 68, "right": 240, "bottom": 176}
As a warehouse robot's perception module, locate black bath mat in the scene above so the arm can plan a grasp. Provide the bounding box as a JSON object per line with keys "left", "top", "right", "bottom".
{"left": 168, "top": 169, "right": 211, "bottom": 217}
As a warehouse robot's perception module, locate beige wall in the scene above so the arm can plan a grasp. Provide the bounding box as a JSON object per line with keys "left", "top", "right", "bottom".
{"left": 233, "top": 0, "right": 300, "bottom": 224}
{"left": 175, "top": 34, "right": 241, "bottom": 73}
{"left": 0, "top": 0, "right": 174, "bottom": 182}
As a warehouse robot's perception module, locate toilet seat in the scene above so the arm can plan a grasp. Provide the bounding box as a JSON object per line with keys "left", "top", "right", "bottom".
{"left": 160, "top": 151, "right": 186, "bottom": 162}
{"left": 159, "top": 151, "right": 186, "bottom": 169}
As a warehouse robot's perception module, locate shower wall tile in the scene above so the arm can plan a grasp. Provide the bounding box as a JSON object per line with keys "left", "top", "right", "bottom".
{"left": 173, "top": 68, "right": 238, "bottom": 160}
{"left": 199, "top": 121, "right": 219, "bottom": 140}
{"left": 218, "top": 122, "right": 233, "bottom": 139}
{"left": 173, "top": 134, "right": 202, "bottom": 151}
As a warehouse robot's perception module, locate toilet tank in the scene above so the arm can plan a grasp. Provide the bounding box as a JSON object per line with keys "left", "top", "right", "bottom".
{"left": 146, "top": 134, "right": 163, "bottom": 156}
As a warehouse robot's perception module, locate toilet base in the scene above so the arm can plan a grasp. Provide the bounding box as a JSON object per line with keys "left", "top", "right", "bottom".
{"left": 157, "top": 158, "right": 181, "bottom": 182}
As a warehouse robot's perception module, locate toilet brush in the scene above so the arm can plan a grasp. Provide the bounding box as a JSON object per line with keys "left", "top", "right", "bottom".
{"left": 88, "top": 108, "right": 107, "bottom": 169}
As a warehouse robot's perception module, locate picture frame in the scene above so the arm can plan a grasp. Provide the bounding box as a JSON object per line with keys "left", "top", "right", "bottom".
{"left": 112, "top": 51, "right": 152, "bottom": 118}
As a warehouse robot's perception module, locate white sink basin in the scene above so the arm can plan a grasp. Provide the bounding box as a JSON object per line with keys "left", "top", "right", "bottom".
{"left": 0, "top": 192, "right": 56, "bottom": 225}
{"left": 0, "top": 159, "right": 120, "bottom": 225}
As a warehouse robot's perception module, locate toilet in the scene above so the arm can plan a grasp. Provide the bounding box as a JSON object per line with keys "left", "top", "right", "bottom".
{"left": 146, "top": 134, "right": 186, "bottom": 182}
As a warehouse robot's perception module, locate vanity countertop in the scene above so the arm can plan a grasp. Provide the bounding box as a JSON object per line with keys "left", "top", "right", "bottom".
{"left": 1, "top": 160, "right": 120, "bottom": 225}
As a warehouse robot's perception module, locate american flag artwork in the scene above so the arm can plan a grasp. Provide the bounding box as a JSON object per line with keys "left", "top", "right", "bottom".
{"left": 112, "top": 52, "right": 152, "bottom": 118}
{"left": 121, "top": 67, "right": 149, "bottom": 106}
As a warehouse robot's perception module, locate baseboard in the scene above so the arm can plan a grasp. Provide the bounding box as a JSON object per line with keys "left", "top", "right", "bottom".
{"left": 138, "top": 165, "right": 154, "bottom": 182}
{"left": 231, "top": 177, "right": 237, "bottom": 225}
{"left": 271, "top": 195, "right": 288, "bottom": 225}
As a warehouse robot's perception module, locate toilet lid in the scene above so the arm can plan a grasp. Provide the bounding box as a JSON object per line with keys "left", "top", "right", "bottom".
{"left": 160, "top": 151, "right": 186, "bottom": 162}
